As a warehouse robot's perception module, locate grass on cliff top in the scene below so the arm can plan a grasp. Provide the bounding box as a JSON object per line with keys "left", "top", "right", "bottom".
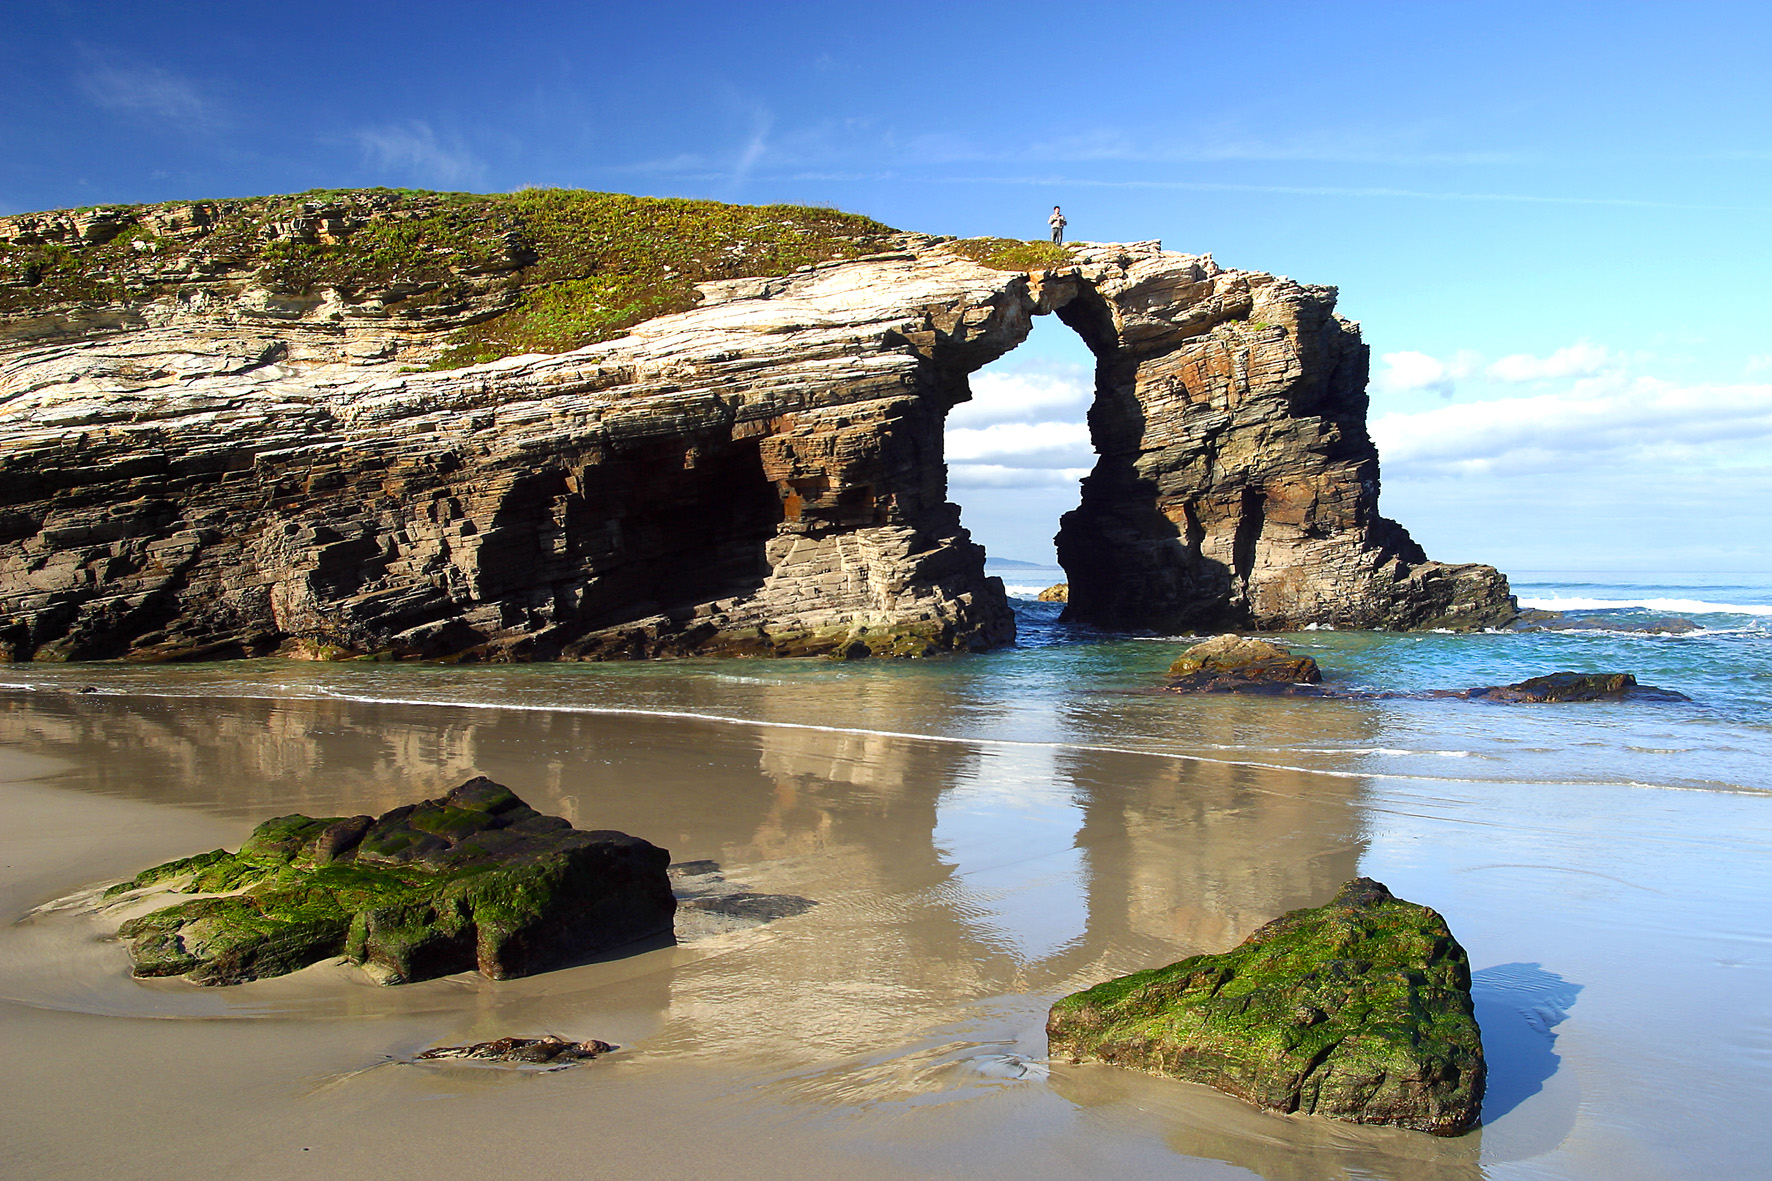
{"left": 947, "top": 237, "right": 1074, "bottom": 272}
{"left": 0, "top": 187, "right": 896, "bottom": 368}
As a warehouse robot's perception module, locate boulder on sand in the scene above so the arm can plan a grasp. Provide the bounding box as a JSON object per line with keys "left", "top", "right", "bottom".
{"left": 1047, "top": 878, "right": 1485, "bottom": 1136}
{"left": 1164, "top": 633, "right": 1323, "bottom": 694}
{"left": 109, "top": 777, "right": 675, "bottom": 986}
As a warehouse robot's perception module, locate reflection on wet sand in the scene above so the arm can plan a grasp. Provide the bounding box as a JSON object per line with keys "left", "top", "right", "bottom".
{"left": 1, "top": 681, "right": 1497, "bottom": 1180}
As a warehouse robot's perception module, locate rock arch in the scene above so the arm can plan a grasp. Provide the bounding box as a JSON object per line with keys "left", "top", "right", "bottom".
{"left": 0, "top": 238, "right": 1514, "bottom": 662}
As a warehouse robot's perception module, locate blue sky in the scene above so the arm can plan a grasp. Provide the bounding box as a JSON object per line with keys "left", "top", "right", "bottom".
{"left": 7, "top": 1, "right": 1769, "bottom": 571}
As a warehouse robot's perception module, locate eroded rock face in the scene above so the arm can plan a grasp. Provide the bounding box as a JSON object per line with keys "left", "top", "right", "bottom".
{"left": 1046, "top": 878, "right": 1485, "bottom": 1136}
{"left": 0, "top": 230, "right": 1514, "bottom": 663}
{"left": 109, "top": 777, "right": 675, "bottom": 985}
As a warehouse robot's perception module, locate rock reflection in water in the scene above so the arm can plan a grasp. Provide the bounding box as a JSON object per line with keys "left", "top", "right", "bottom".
{"left": 2, "top": 682, "right": 1392, "bottom": 1146}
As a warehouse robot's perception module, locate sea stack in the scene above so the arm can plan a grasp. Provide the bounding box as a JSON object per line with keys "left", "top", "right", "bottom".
{"left": 0, "top": 192, "right": 1515, "bottom": 662}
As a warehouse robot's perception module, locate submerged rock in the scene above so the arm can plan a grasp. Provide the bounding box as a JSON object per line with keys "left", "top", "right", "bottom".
{"left": 669, "top": 859, "right": 816, "bottom": 940}
{"left": 1465, "top": 671, "right": 1691, "bottom": 703}
{"left": 414, "top": 1035, "right": 614, "bottom": 1067}
{"left": 1163, "top": 634, "right": 1323, "bottom": 694}
{"left": 1047, "top": 878, "right": 1485, "bottom": 1136}
{"left": 110, "top": 777, "right": 674, "bottom": 986}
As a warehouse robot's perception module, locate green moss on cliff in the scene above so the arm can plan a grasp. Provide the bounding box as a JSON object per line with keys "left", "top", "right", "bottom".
{"left": 0, "top": 188, "right": 895, "bottom": 368}
{"left": 947, "top": 237, "right": 1073, "bottom": 272}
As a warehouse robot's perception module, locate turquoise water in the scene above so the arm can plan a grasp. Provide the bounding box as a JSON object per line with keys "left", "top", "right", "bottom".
{"left": 7, "top": 569, "right": 1769, "bottom": 796}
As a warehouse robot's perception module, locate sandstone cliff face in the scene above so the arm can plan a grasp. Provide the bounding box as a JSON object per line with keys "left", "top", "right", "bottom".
{"left": 0, "top": 218, "right": 1514, "bottom": 663}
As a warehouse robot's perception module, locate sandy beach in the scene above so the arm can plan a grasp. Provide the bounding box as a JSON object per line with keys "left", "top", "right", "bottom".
{"left": 3, "top": 660, "right": 1769, "bottom": 1180}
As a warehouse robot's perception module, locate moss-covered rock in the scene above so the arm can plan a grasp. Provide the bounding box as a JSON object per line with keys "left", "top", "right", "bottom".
{"left": 1163, "top": 633, "right": 1323, "bottom": 694}
{"left": 111, "top": 777, "right": 674, "bottom": 986}
{"left": 1047, "top": 879, "right": 1485, "bottom": 1135}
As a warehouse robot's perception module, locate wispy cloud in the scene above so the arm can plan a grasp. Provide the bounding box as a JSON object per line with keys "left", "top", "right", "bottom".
{"left": 76, "top": 51, "right": 219, "bottom": 132}
{"left": 731, "top": 107, "right": 773, "bottom": 188}
{"left": 351, "top": 121, "right": 485, "bottom": 185}
{"left": 596, "top": 112, "right": 1753, "bottom": 211}
{"left": 1372, "top": 371, "right": 1772, "bottom": 477}
{"left": 1488, "top": 342, "right": 1614, "bottom": 383}
{"left": 1374, "top": 350, "right": 1481, "bottom": 398}
{"left": 944, "top": 367, "right": 1096, "bottom": 488}
{"left": 946, "top": 421, "right": 1094, "bottom": 469}
{"left": 949, "top": 369, "right": 1092, "bottom": 429}
{"left": 926, "top": 175, "right": 1757, "bottom": 213}
{"left": 1376, "top": 342, "right": 1620, "bottom": 399}
{"left": 949, "top": 463, "right": 1094, "bottom": 490}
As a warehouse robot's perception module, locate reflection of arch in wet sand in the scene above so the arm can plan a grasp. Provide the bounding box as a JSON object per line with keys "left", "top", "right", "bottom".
{"left": 2, "top": 686, "right": 1379, "bottom": 1074}
{"left": 995, "top": 695, "right": 1379, "bottom": 990}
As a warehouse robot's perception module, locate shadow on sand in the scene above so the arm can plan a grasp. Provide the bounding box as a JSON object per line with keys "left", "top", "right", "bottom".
{"left": 1472, "top": 961, "right": 1582, "bottom": 1123}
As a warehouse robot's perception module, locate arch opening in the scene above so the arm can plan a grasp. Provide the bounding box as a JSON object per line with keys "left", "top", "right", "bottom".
{"left": 941, "top": 311, "right": 1098, "bottom": 596}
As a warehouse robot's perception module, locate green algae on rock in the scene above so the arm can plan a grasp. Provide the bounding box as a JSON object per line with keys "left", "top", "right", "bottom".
{"left": 110, "top": 777, "right": 674, "bottom": 986}
{"left": 1046, "top": 879, "right": 1485, "bottom": 1136}
{"left": 1163, "top": 633, "right": 1324, "bottom": 694}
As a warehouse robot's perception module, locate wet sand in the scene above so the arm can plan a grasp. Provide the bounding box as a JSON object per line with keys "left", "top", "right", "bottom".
{"left": 2, "top": 684, "right": 1769, "bottom": 1179}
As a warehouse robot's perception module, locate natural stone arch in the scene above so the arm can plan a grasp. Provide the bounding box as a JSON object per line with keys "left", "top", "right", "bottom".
{"left": 0, "top": 239, "right": 1513, "bottom": 663}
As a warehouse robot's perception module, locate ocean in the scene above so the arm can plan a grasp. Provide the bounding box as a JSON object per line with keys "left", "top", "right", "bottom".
{"left": 1, "top": 567, "right": 1769, "bottom": 1178}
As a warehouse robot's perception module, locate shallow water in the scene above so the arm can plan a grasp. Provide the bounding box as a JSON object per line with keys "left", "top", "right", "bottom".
{"left": 1, "top": 572, "right": 1769, "bottom": 1178}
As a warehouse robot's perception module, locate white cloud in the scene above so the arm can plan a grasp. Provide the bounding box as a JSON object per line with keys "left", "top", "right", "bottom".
{"left": 77, "top": 55, "right": 217, "bottom": 131}
{"left": 732, "top": 107, "right": 773, "bottom": 187}
{"left": 1374, "top": 350, "right": 1479, "bottom": 397}
{"left": 352, "top": 121, "right": 485, "bottom": 185}
{"left": 946, "top": 421, "right": 1093, "bottom": 469}
{"left": 949, "top": 464, "right": 1093, "bottom": 490}
{"left": 1487, "top": 341, "right": 1613, "bottom": 383}
{"left": 948, "top": 369, "right": 1092, "bottom": 428}
{"left": 1372, "top": 373, "right": 1772, "bottom": 476}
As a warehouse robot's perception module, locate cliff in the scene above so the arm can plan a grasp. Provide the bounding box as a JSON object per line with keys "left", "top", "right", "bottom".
{"left": 0, "top": 190, "right": 1514, "bottom": 662}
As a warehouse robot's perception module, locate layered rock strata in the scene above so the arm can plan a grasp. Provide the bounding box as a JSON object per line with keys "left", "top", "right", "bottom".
{"left": 0, "top": 214, "right": 1514, "bottom": 662}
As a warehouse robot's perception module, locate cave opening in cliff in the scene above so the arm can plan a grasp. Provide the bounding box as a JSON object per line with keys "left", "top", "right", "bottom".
{"left": 943, "top": 312, "right": 1099, "bottom": 590}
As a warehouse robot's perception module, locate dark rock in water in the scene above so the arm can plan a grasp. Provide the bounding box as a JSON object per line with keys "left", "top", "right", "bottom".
{"left": 1508, "top": 610, "right": 1698, "bottom": 635}
{"left": 415, "top": 1035, "right": 614, "bottom": 1067}
{"left": 1164, "top": 634, "right": 1323, "bottom": 694}
{"left": 1047, "top": 878, "right": 1485, "bottom": 1136}
{"left": 110, "top": 777, "right": 675, "bottom": 986}
{"left": 1466, "top": 672, "right": 1691, "bottom": 703}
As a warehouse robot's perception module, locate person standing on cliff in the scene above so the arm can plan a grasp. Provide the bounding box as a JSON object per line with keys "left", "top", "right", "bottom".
{"left": 1049, "top": 205, "right": 1067, "bottom": 244}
